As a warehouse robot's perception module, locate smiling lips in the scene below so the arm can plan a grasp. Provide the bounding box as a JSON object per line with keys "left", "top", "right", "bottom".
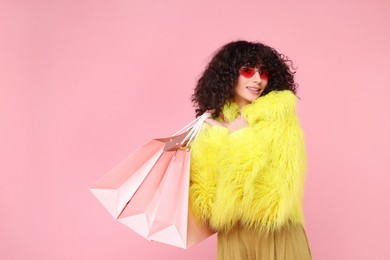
{"left": 246, "top": 86, "right": 261, "bottom": 95}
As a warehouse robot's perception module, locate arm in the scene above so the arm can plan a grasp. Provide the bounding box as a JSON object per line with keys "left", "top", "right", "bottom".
{"left": 241, "top": 116, "right": 307, "bottom": 233}
{"left": 209, "top": 123, "right": 271, "bottom": 231}
{"left": 210, "top": 115, "right": 307, "bottom": 233}
{"left": 189, "top": 124, "right": 229, "bottom": 223}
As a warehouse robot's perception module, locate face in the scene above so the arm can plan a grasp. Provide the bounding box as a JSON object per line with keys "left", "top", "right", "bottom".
{"left": 233, "top": 66, "right": 269, "bottom": 107}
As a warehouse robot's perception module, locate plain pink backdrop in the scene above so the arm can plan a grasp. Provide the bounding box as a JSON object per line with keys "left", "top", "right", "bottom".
{"left": 1, "top": 0, "right": 389, "bottom": 259}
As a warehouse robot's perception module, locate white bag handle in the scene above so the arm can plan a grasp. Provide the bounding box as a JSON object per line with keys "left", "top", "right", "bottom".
{"left": 180, "top": 112, "right": 211, "bottom": 147}
{"left": 161, "top": 112, "right": 213, "bottom": 152}
{"left": 173, "top": 117, "right": 199, "bottom": 136}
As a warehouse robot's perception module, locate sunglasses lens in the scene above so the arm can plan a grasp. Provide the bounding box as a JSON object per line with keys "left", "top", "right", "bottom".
{"left": 239, "top": 67, "right": 256, "bottom": 78}
{"left": 240, "top": 67, "right": 270, "bottom": 80}
{"left": 260, "top": 70, "right": 269, "bottom": 80}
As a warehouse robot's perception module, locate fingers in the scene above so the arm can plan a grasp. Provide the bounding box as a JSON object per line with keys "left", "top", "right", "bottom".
{"left": 238, "top": 111, "right": 247, "bottom": 120}
{"left": 205, "top": 118, "right": 221, "bottom": 126}
{"left": 227, "top": 115, "right": 249, "bottom": 133}
{"left": 205, "top": 118, "right": 228, "bottom": 127}
{"left": 233, "top": 115, "right": 247, "bottom": 123}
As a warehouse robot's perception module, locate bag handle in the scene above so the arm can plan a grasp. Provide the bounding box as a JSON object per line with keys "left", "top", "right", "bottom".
{"left": 180, "top": 112, "right": 211, "bottom": 147}
{"left": 163, "top": 112, "right": 212, "bottom": 151}
{"left": 173, "top": 112, "right": 211, "bottom": 136}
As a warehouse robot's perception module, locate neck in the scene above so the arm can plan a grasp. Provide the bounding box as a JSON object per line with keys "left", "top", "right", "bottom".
{"left": 233, "top": 96, "right": 250, "bottom": 108}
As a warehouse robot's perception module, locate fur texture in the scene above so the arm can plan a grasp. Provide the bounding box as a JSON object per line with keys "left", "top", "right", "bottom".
{"left": 189, "top": 90, "right": 307, "bottom": 234}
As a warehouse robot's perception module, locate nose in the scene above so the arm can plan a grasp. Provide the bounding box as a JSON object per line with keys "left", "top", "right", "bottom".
{"left": 252, "top": 71, "right": 262, "bottom": 83}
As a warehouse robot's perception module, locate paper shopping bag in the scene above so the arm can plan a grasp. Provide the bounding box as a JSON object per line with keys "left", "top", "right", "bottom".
{"left": 117, "top": 150, "right": 175, "bottom": 238}
{"left": 90, "top": 112, "right": 214, "bottom": 249}
{"left": 146, "top": 148, "right": 215, "bottom": 249}
{"left": 89, "top": 131, "right": 188, "bottom": 218}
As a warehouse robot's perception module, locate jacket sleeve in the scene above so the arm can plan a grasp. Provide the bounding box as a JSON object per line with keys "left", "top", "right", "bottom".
{"left": 209, "top": 124, "right": 271, "bottom": 231}
{"left": 210, "top": 115, "right": 307, "bottom": 233}
{"left": 242, "top": 115, "right": 307, "bottom": 233}
{"left": 189, "top": 124, "right": 229, "bottom": 224}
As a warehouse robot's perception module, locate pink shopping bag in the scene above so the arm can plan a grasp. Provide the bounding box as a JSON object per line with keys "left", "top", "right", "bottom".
{"left": 89, "top": 131, "right": 188, "bottom": 218}
{"left": 90, "top": 113, "right": 215, "bottom": 248}
{"left": 117, "top": 151, "right": 175, "bottom": 238}
{"left": 146, "top": 148, "right": 215, "bottom": 249}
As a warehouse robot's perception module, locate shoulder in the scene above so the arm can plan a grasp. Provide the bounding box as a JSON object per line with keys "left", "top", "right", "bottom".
{"left": 242, "top": 90, "right": 298, "bottom": 124}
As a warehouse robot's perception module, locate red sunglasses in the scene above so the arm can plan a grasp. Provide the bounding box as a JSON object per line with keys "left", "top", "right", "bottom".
{"left": 239, "top": 66, "right": 270, "bottom": 80}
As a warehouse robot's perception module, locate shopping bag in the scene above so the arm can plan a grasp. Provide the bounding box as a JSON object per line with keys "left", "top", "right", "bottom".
{"left": 90, "top": 112, "right": 215, "bottom": 248}
{"left": 89, "top": 130, "right": 188, "bottom": 218}
{"left": 117, "top": 150, "right": 176, "bottom": 238}
{"left": 146, "top": 148, "right": 215, "bottom": 249}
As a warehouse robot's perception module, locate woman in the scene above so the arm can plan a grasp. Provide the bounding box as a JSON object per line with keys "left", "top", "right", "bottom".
{"left": 189, "top": 40, "right": 312, "bottom": 259}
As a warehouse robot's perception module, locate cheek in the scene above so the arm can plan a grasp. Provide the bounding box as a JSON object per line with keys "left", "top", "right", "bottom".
{"left": 236, "top": 76, "right": 247, "bottom": 88}
{"left": 262, "top": 80, "right": 269, "bottom": 88}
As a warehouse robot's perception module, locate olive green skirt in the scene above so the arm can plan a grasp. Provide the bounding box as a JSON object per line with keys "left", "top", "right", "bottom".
{"left": 217, "top": 222, "right": 312, "bottom": 260}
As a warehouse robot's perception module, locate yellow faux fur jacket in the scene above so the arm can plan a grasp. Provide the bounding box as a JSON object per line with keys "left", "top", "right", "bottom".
{"left": 189, "top": 90, "right": 307, "bottom": 234}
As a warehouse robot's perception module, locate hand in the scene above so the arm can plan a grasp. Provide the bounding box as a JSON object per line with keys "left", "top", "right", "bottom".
{"left": 204, "top": 109, "right": 248, "bottom": 133}
{"left": 205, "top": 118, "right": 227, "bottom": 127}
{"left": 226, "top": 115, "right": 248, "bottom": 133}
{"left": 205, "top": 109, "right": 226, "bottom": 127}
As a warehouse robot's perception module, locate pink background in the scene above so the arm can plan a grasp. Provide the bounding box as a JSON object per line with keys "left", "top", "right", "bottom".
{"left": 1, "top": 0, "right": 389, "bottom": 259}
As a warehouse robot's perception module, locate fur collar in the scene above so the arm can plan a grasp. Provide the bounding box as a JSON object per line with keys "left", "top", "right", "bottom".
{"left": 221, "top": 90, "right": 298, "bottom": 125}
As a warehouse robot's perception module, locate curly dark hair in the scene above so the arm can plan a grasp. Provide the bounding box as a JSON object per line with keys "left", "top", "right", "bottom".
{"left": 192, "top": 40, "right": 298, "bottom": 117}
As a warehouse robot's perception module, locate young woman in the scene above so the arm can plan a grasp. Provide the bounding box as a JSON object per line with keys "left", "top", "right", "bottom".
{"left": 189, "top": 40, "right": 312, "bottom": 260}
